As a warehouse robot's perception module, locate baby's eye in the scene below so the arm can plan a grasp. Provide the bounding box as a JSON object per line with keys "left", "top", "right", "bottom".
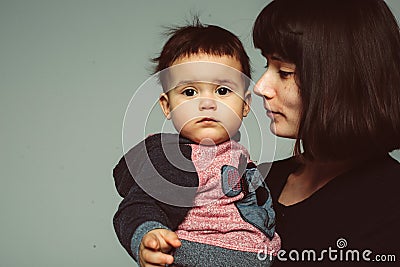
{"left": 278, "top": 70, "right": 295, "bottom": 79}
{"left": 182, "top": 88, "right": 197, "bottom": 96}
{"left": 216, "top": 86, "right": 232, "bottom": 95}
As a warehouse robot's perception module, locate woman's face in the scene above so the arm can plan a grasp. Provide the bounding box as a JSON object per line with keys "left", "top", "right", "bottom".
{"left": 254, "top": 54, "right": 302, "bottom": 138}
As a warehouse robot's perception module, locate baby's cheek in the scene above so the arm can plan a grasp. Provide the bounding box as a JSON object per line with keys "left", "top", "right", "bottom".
{"left": 218, "top": 107, "right": 243, "bottom": 134}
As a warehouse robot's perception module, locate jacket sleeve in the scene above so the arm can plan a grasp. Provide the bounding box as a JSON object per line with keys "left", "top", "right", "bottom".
{"left": 112, "top": 134, "right": 199, "bottom": 260}
{"left": 113, "top": 176, "right": 173, "bottom": 260}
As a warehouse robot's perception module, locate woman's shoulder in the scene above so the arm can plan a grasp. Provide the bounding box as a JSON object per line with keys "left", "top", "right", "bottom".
{"left": 353, "top": 154, "right": 400, "bottom": 185}
{"left": 357, "top": 154, "right": 400, "bottom": 195}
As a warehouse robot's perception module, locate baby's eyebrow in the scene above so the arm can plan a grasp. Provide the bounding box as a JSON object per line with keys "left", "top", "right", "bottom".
{"left": 174, "top": 80, "right": 196, "bottom": 87}
{"left": 173, "top": 79, "right": 239, "bottom": 88}
{"left": 213, "top": 79, "right": 239, "bottom": 88}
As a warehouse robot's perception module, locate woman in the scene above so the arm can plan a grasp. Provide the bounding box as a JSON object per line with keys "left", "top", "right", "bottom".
{"left": 127, "top": 0, "right": 400, "bottom": 265}
{"left": 253, "top": 0, "right": 400, "bottom": 265}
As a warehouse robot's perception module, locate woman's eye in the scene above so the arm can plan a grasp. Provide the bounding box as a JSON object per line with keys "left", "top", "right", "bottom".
{"left": 216, "top": 86, "right": 232, "bottom": 95}
{"left": 182, "top": 88, "right": 197, "bottom": 96}
{"left": 279, "top": 70, "right": 294, "bottom": 79}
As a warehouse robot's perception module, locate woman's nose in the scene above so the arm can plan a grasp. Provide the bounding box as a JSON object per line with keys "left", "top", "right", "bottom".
{"left": 199, "top": 97, "right": 217, "bottom": 111}
{"left": 254, "top": 71, "right": 276, "bottom": 99}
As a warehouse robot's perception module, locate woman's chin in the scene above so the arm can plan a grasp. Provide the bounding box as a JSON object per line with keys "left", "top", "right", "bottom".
{"left": 270, "top": 123, "right": 297, "bottom": 139}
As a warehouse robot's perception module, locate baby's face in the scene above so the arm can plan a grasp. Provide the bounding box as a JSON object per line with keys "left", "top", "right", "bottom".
{"left": 159, "top": 54, "right": 251, "bottom": 145}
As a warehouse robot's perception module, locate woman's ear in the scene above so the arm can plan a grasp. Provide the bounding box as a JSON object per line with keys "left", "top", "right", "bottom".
{"left": 159, "top": 93, "right": 171, "bottom": 119}
{"left": 242, "top": 91, "right": 252, "bottom": 117}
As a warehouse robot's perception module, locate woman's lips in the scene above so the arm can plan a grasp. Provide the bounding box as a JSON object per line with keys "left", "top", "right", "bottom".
{"left": 266, "top": 109, "right": 282, "bottom": 118}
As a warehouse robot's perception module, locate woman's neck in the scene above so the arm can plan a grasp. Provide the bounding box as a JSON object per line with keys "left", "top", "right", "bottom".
{"left": 300, "top": 159, "right": 355, "bottom": 184}
{"left": 278, "top": 158, "right": 356, "bottom": 206}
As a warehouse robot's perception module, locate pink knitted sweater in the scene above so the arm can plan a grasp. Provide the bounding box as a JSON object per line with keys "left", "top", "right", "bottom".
{"left": 175, "top": 139, "right": 281, "bottom": 254}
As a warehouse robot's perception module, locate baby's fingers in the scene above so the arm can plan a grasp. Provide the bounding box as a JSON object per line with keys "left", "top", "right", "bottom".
{"left": 142, "top": 233, "right": 160, "bottom": 250}
{"left": 140, "top": 248, "right": 174, "bottom": 267}
{"left": 161, "top": 230, "right": 181, "bottom": 250}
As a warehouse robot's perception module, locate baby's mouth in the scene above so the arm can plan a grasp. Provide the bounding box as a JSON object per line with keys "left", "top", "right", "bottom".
{"left": 197, "top": 117, "right": 218, "bottom": 123}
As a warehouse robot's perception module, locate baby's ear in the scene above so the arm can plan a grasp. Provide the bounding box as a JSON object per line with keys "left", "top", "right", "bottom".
{"left": 159, "top": 93, "right": 171, "bottom": 119}
{"left": 242, "top": 91, "right": 252, "bottom": 117}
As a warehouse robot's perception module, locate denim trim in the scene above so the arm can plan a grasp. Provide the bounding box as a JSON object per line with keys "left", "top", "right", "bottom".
{"left": 131, "top": 221, "right": 170, "bottom": 262}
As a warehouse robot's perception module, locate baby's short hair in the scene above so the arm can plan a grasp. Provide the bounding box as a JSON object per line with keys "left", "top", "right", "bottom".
{"left": 153, "top": 18, "right": 251, "bottom": 91}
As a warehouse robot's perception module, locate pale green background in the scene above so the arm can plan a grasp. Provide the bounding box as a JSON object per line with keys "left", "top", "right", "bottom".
{"left": 1, "top": 1, "right": 399, "bottom": 267}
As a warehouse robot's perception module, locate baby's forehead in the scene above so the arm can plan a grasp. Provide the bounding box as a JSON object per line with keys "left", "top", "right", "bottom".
{"left": 171, "top": 52, "right": 243, "bottom": 68}
{"left": 162, "top": 61, "right": 246, "bottom": 92}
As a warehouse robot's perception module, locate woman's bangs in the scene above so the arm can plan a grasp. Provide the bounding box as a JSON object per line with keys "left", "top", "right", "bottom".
{"left": 253, "top": 3, "right": 302, "bottom": 62}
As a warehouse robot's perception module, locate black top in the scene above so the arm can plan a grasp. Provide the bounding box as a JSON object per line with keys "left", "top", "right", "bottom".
{"left": 259, "top": 154, "right": 400, "bottom": 266}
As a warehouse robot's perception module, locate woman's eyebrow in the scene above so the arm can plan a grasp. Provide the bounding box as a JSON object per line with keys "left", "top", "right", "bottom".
{"left": 270, "top": 55, "right": 296, "bottom": 68}
{"left": 270, "top": 55, "right": 284, "bottom": 61}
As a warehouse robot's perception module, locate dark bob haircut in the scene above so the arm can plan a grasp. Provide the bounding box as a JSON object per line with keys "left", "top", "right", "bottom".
{"left": 153, "top": 18, "right": 251, "bottom": 90}
{"left": 253, "top": 0, "right": 400, "bottom": 161}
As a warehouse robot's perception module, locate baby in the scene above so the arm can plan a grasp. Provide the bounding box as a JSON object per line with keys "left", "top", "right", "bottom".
{"left": 113, "top": 20, "right": 280, "bottom": 266}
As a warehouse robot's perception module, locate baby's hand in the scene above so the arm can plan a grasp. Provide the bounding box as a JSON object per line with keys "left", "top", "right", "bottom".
{"left": 139, "top": 229, "right": 181, "bottom": 267}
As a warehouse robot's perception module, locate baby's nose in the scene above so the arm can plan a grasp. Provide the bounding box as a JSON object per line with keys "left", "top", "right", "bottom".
{"left": 198, "top": 97, "right": 217, "bottom": 110}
